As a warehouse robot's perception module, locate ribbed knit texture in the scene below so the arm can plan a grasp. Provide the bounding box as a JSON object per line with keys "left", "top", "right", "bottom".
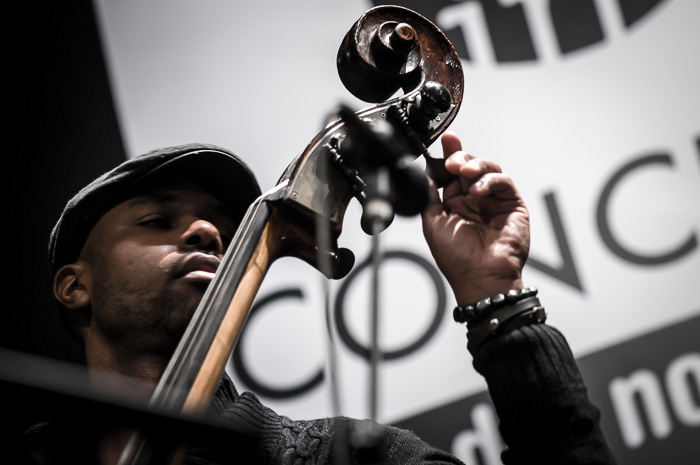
{"left": 196, "top": 375, "right": 463, "bottom": 465}
{"left": 473, "top": 324, "right": 617, "bottom": 465}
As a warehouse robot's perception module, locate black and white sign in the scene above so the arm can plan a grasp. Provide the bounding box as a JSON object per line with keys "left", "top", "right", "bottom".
{"left": 86, "top": 1, "right": 700, "bottom": 463}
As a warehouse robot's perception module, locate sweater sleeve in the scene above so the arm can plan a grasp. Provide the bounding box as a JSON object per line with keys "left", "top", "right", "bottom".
{"left": 472, "top": 324, "right": 617, "bottom": 465}
{"left": 216, "top": 390, "right": 465, "bottom": 465}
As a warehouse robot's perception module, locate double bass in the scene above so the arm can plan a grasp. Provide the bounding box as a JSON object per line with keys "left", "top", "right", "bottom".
{"left": 120, "top": 5, "right": 464, "bottom": 464}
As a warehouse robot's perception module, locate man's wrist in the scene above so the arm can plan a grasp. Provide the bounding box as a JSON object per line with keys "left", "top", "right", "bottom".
{"left": 452, "top": 286, "right": 546, "bottom": 354}
{"left": 451, "top": 277, "right": 524, "bottom": 306}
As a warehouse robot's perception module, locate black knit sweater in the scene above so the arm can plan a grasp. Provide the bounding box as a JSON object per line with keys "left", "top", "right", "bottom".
{"left": 22, "top": 324, "right": 616, "bottom": 464}
{"left": 473, "top": 324, "right": 617, "bottom": 465}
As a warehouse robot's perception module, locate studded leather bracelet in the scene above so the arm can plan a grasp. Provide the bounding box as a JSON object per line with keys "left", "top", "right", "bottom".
{"left": 453, "top": 287, "right": 547, "bottom": 353}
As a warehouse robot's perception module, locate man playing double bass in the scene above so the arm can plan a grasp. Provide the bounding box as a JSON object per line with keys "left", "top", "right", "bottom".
{"left": 23, "top": 132, "right": 616, "bottom": 464}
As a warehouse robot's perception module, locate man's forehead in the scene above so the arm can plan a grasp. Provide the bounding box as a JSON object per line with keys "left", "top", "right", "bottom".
{"left": 128, "top": 185, "right": 226, "bottom": 208}
{"left": 120, "top": 186, "right": 237, "bottom": 221}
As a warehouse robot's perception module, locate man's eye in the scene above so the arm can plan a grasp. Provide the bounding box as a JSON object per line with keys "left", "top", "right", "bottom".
{"left": 138, "top": 217, "right": 171, "bottom": 228}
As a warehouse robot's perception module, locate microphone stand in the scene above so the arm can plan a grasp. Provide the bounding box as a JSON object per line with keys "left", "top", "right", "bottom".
{"left": 332, "top": 103, "right": 431, "bottom": 464}
{"left": 363, "top": 167, "right": 393, "bottom": 424}
{"left": 350, "top": 167, "right": 394, "bottom": 465}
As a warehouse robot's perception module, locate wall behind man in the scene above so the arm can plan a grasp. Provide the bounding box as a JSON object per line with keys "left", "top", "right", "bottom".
{"left": 4, "top": 0, "right": 129, "bottom": 434}
{"left": 5, "top": 1, "right": 698, "bottom": 463}
{"left": 7, "top": 1, "right": 128, "bottom": 363}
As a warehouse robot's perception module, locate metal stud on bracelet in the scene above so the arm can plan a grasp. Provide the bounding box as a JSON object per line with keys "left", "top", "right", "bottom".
{"left": 453, "top": 287, "right": 538, "bottom": 324}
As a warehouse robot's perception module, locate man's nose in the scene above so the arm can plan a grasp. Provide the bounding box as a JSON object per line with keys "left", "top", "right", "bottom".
{"left": 179, "top": 219, "right": 223, "bottom": 255}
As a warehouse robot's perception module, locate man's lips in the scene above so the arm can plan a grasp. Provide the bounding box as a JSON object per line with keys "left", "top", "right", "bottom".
{"left": 177, "top": 253, "right": 221, "bottom": 283}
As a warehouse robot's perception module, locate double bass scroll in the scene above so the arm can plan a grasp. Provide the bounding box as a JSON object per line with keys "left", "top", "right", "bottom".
{"left": 280, "top": 6, "right": 464, "bottom": 241}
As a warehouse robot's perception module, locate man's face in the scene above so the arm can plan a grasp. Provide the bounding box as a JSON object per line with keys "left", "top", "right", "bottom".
{"left": 78, "top": 186, "right": 238, "bottom": 357}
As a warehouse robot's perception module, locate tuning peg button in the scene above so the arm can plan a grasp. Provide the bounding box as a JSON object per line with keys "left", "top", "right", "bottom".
{"left": 413, "top": 81, "right": 452, "bottom": 119}
{"left": 388, "top": 23, "right": 417, "bottom": 51}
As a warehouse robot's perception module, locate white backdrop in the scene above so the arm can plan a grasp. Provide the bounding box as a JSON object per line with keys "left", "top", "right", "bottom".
{"left": 92, "top": 0, "right": 699, "bottom": 444}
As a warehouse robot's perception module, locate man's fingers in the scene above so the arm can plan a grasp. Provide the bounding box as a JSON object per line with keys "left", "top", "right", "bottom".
{"left": 441, "top": 132, "right": 463, "bottom": 159}
{"left": 442, "top": 156, "right": 505, "bottom": 199}
{"left": 470, "top": 173, "right": 520, "bottom": 201}
{"left": 457, "top": 157, "right": 503, "bottom": 179}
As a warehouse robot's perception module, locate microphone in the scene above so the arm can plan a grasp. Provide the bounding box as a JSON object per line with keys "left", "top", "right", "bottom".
{"left": 336, "top": 105, "right": 431, "bottom": 234}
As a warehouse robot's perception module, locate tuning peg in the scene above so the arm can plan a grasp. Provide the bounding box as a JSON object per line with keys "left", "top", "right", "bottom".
{"left": 409, "top": 81, "right": 452, "bottom": 129}
{"left": 324, "top": 247, "right": 355, "bottom": 280}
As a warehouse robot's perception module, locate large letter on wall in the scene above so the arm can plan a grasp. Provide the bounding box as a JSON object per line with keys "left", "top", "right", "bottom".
{"left": 596, "top": 153, "right": 698, "bottom": 265}
{"left": 609, "top": 369, "right": 672, "bottom": 448}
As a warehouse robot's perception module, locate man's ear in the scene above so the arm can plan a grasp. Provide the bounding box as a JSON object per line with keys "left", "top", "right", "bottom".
{"left": 53, "top": 262, "right": 91, "bottom": 310}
